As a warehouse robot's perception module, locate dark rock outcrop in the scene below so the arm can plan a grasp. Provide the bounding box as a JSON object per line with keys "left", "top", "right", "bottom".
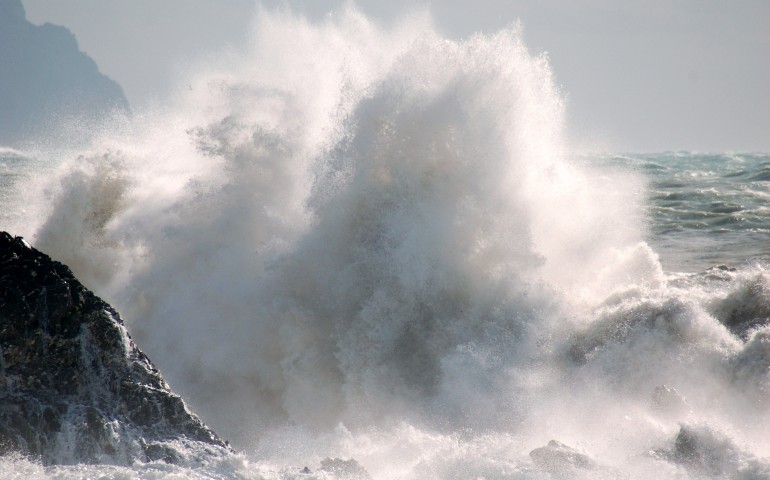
{"left": 0, "top": 232, "right": 229, "bottom": 465}
{"left": 709, "top": 272, "right": 770, "bottom": 338}
{"left": 0, "top": 0, "right": 129, "bottom": 147}
{"left": 653, "top": 425, "right": 770, "bottom": 478}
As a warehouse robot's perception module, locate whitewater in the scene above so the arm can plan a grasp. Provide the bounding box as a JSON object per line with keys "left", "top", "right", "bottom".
{"left": 2, "top": 8, "right": 769, "bottom": 479}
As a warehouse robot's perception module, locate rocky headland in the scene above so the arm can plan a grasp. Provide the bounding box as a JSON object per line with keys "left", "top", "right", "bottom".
{"left": 0, "top": 232, "right": 229, "bottom": 465}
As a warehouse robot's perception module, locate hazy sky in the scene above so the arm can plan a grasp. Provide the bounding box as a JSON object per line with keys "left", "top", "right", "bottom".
{"left": 22, "top": 0, "right": 770, "bottom": 152}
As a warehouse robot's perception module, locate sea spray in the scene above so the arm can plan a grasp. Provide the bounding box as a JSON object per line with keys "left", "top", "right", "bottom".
{"left": 3, "top": 7, "right": 768, "bottom": 479}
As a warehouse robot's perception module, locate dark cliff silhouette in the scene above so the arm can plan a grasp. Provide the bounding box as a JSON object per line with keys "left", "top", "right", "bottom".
{"left": 0, "top": 0, "right": 129, "bottom": 147}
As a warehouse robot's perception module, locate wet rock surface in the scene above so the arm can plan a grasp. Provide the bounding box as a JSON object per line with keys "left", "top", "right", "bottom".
{"left": 0, "top": 232, "right": 228, "bottom": 465}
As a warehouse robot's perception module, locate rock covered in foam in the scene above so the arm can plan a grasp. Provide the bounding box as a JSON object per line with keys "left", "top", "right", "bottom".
{"left": 319, "top": 457, "right": 372, "bottom": 479}
{"left": 0, "top": 232, "right": 229, "bottom": 465}
{"left": 655, "top": 424, "right": 770, "bottom": 477}
{"left": 529, "top": 440, "right": 596, "bottom": 474}
{"left": 710, "top": 270, "right": 770, "bottom": 337}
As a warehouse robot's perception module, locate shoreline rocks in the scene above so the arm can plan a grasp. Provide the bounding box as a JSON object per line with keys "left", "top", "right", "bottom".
{"left": 0, "top": 232, "right": 229, "bottom": 465}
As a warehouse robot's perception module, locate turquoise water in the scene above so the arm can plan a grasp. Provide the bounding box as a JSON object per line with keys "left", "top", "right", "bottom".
{"left": 589, "top": 152, "right": 770, "bottom": 272}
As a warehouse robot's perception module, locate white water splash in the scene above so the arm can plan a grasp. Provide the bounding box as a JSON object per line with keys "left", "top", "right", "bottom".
{"left": 4, "top": 6, "right": 768, "bottom": 479}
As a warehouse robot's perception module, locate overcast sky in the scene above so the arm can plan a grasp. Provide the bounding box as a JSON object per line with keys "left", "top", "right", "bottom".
{"left": 22, "top": 0, "right": 770, "bottom": 152}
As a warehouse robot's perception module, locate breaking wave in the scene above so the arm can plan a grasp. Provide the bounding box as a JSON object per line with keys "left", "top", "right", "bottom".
{"left": 4, "top": 6, "right": 768, "bottom": 479}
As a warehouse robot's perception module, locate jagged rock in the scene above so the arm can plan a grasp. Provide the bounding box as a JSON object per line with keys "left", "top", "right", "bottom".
{"left": 0, "top": 232, "right": 229, "bottom": 465}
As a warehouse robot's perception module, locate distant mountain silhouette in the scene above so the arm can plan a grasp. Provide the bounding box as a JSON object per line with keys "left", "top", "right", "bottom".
{"left": 0, "top": 0, "right": 129, "bottom": 147}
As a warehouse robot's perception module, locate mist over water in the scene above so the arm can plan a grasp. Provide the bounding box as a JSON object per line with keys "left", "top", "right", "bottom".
{"left": 3, "top": 7, "right": 769, "bottom": 479}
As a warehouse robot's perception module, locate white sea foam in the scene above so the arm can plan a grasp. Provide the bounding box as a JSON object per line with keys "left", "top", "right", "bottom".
{"left": 3, "top": 6, "right": 768, "bottom": 479}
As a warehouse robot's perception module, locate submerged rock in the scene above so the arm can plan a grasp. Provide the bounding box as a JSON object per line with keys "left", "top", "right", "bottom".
{"left": 0, "top": 232, "right": 229, "bottom": 465}
{"left": 529, "top": 440, "right": 596, "bottom": 474}
{"left": 319, "top": 457, "right": 372, "bottom": 480}
{"left": 654, "top": 424, "right": 770, "bottom": 478}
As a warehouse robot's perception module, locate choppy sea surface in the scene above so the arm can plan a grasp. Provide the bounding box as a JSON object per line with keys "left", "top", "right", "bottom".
{"left": 604, "top": 152, "right": 770, "bottom": 272}
{"left": 1, "top": 9, "right": 769, "bottom": 480}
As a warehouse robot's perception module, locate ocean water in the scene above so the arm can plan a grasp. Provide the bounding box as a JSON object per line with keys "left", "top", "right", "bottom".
{"left": 1, "top": 9, "right": 769, "bottom": 479}
{"left": 601, "top": 152, "right": 770, "bottom": 272}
